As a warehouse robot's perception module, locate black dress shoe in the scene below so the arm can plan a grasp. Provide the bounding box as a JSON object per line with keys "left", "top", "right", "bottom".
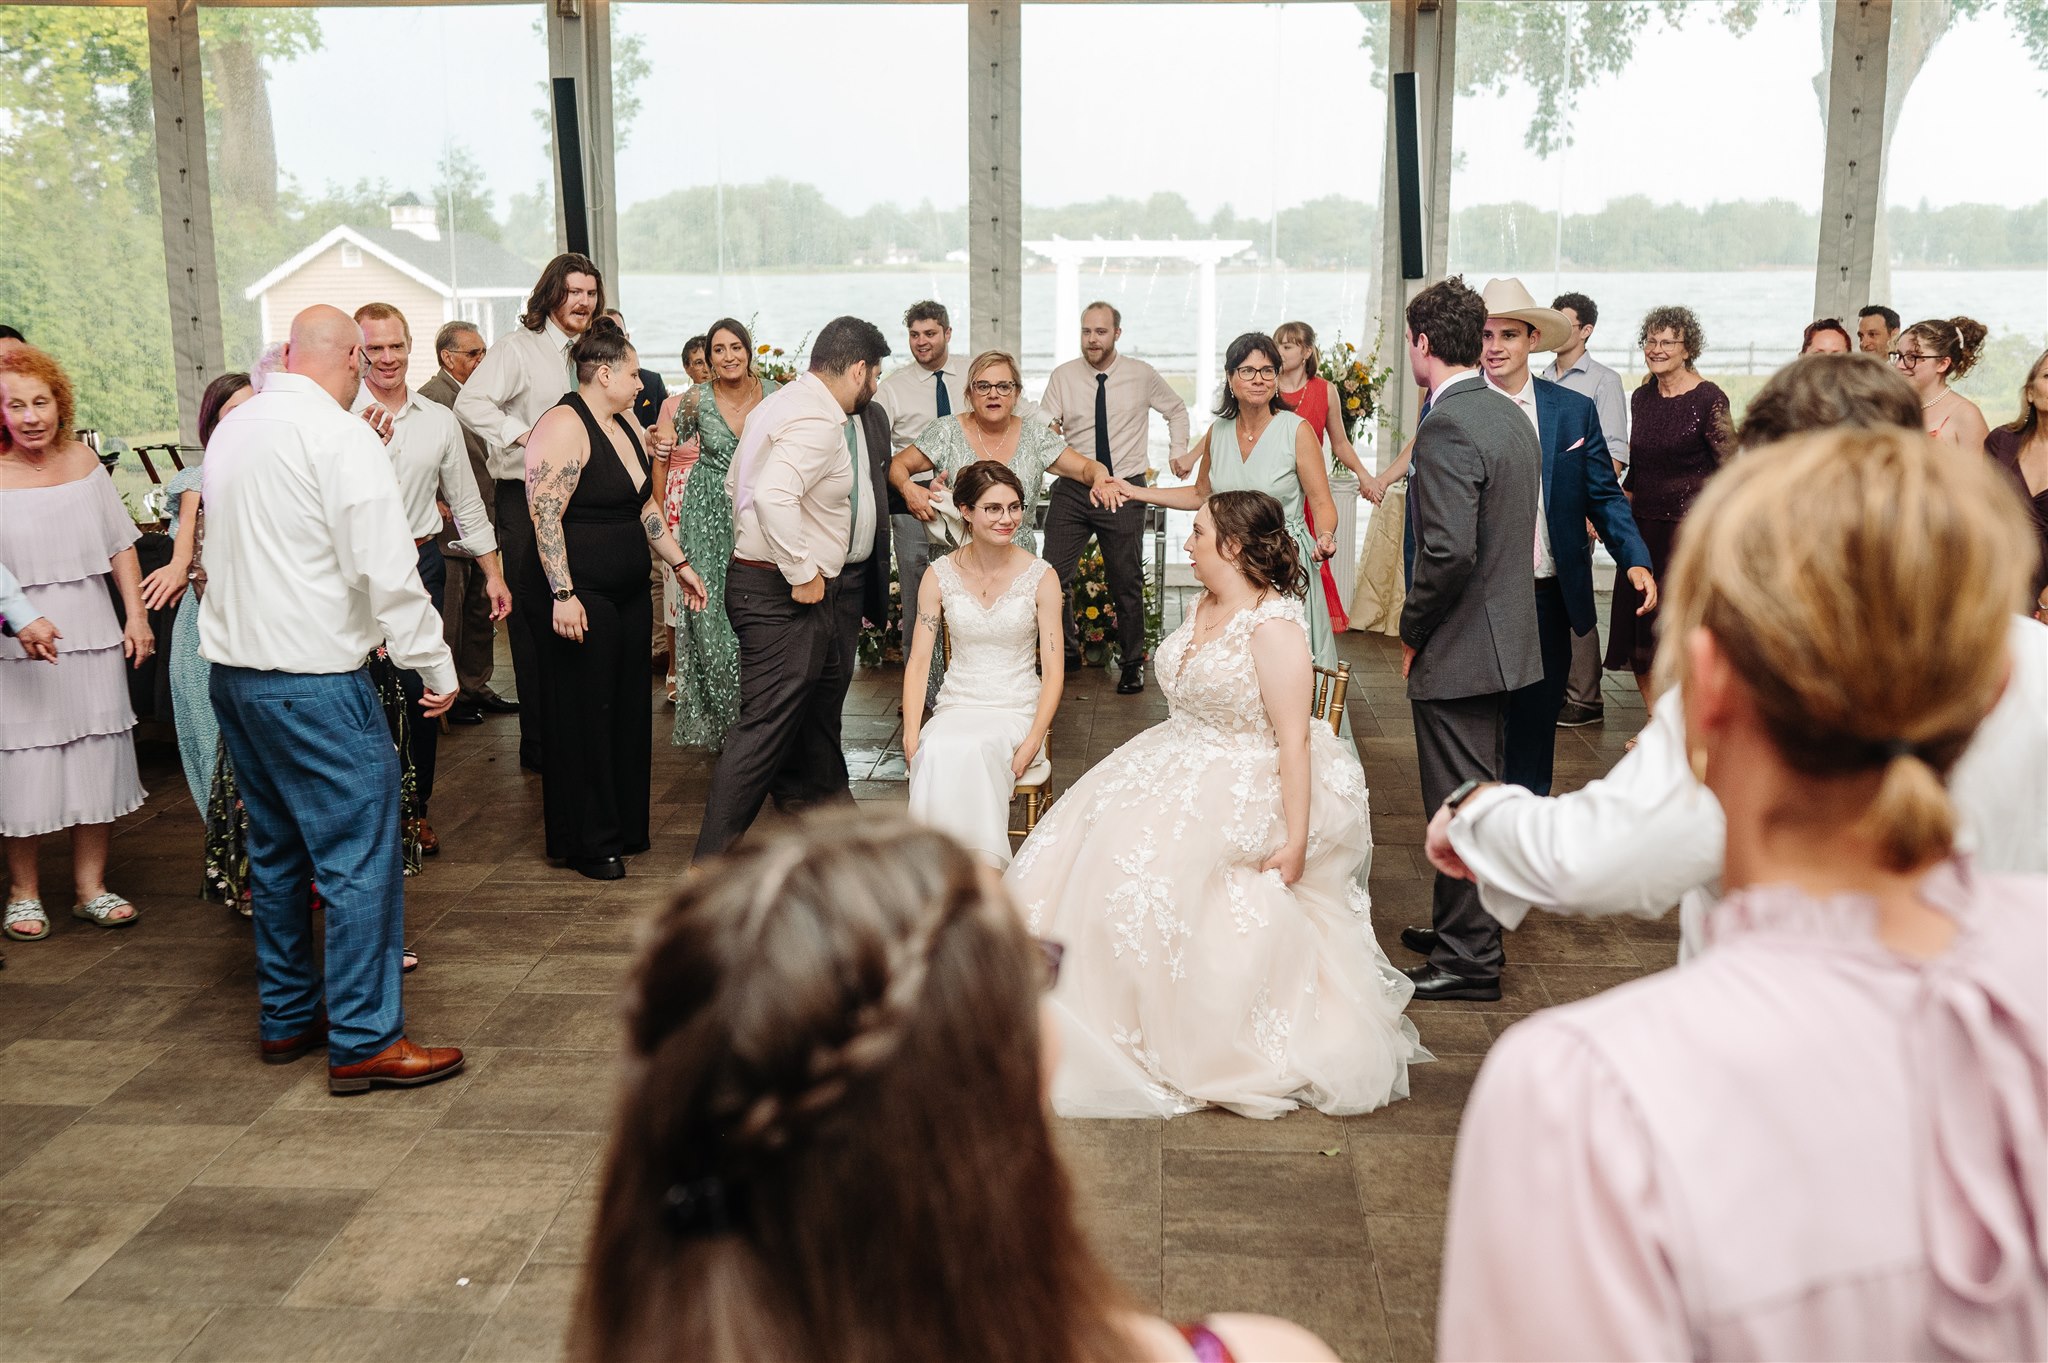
{"left": 1399, "top": 925, "right": 1440, "bottom": 956}
{"left": 447, "top": 703, "right": 484, "bottom": 726}
{"left": 568, "top": 856, "right": 625, "bottom": 881}
{"left": 1402, "top": 963, "right": 1502, "bottom": 1001}
{"left": 1116, "top": 662, "right": 1145, "bottom": 694}
{"left": 474, "top": 691, "right": 521, "bottom": 715}
{"left": 519, "top": 749, "right": 545, "bottom": 775}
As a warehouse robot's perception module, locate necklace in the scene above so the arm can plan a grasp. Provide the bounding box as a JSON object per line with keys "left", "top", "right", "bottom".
{"left": 952, "top": 542, "right": 1013, "bottom": 607}
{"left": 966, "top": 415, "right": 1014, "bottom": 463}
{"left": 1922, "top": 389, "right": 1954, "bottom": 412}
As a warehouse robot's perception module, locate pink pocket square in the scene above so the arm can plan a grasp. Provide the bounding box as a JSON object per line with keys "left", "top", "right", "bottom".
{"left": 1567, "top": 437, "right": 1587, "bottom": 451}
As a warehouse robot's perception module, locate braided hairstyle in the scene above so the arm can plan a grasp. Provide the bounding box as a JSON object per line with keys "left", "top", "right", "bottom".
{"left": 571, "top": 814, "right": 1142, "bottom": 1363}
{"left": 1652, "top": 428, "right": 2032, "bottom": 872}
{"left": 1206, "top": 489, "right": 1307, "bottom": 599}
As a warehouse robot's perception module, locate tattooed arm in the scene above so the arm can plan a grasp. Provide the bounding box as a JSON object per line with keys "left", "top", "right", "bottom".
{"left": 525, "top": 408, "right": 589, "bottom": 641}
{"left": 642, "top": 492, "right": 707, "bottom": 612}
{"left": 900, "top": 564, "right": 945, "bottom": 761}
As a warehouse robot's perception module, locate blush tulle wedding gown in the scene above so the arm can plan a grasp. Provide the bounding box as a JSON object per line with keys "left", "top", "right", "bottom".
{"left": 1004, "top": 594, "right": 1426, "bottom": 1119}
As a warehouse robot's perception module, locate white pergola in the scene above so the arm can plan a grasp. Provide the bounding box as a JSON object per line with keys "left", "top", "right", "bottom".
{"left": 1023, "top": 238, "right": 1253, "bottom": 402}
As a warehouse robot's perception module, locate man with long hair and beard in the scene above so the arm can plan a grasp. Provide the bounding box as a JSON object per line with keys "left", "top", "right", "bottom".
{"left": 454, "top": 253, "right": 604, "bottom": 773}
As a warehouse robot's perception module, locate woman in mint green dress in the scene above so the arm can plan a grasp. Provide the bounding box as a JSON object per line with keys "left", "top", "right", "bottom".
{"left": 1112, "top": 332, "right": 1340, "bottom": 666}
{"left": 671, "top": 320, "right": 777, "bottom": 750}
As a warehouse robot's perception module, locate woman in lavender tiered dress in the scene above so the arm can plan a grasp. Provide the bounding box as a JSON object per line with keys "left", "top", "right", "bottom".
{"left": 1441, "top": 429, "right": 2048, "bottom": 1360}
{"left": 0, "top": 347, "right": 149, "bottom": 943}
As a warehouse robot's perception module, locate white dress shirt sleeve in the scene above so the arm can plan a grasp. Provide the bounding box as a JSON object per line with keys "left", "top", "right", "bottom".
{"left": 1149, "top": 365, "right": 1190, "bottom": 469}
{"left": 452, "top": 339, "right": 534, "bottom": 467}
{"left": 756, "top": 413, "right": 837, "bottom": 587}
{"left": 1595, "top": 369, "right": 1630, "bottom": 467}
{"left": 0, "top": 562, "right": 37, "bottom": 634}
{"left": 325, "top": 426, "right": 459, "bottom": 695}
{"left": 435, "top": 413, "right": 499, "bottom": 558}
{"left": 1446, "top": 696, "right": 1723, "bottom": 928}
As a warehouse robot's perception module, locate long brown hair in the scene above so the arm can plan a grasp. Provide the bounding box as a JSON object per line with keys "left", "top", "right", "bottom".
{"left": 519, "top": 252, "right": 605, "bottom": 333}
{"left": 570, "top": 815, "right": 1141, "bottom": 1363}
{"left": 2001, "top": 346, "right": 2048, "bottom": 441}
{"left": 1653, "top": 429, "right": 2032, "bottom": 871}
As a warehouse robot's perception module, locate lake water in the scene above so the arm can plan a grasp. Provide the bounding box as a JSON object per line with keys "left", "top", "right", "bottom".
{"left": 615, "top": 265, "right": 2048, "bottom": 389}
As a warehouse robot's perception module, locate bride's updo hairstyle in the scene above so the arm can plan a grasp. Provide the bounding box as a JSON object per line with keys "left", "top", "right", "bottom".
{"left": 951, "top": 458, "right": 1026, "bottom": 517}
{"left": 571, "top": 814, "right": 1141, "bottom": 1363}
{"left": 1206, "top": 490, "right": 1306, "bottom": 599}
{"left": 1653, "top": 428, "right": 2030, "bottom": 872}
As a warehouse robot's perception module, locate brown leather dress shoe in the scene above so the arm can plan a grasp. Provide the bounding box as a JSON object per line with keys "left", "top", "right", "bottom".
{"left": 328, "top": 1037, "right": 465, "bottom": 1095}
{"left": 407, "top": 819, "right": 440, "bottom": 856}
{"left": 261, "top": 1017, "right": 329, "bottom": 1065}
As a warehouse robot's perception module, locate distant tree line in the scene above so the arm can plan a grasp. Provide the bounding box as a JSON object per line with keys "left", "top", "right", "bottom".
{"left": 617, "top": 181, "right": 2045, "bottom": 274}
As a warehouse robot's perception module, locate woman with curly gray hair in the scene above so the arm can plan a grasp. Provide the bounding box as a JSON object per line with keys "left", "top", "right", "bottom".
{"left": 1605, "top": 305, "right": 1733, "bottom": 723}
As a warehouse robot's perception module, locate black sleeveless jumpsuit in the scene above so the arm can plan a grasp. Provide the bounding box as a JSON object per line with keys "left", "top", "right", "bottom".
{"left": 518, "top": 393, "right": 655, "bottom": 864}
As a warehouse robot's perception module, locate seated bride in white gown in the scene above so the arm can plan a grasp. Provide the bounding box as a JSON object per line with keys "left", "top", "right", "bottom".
{"left": 902, "top": 461, "right": 1063, "bottom": 869}
{"left": 1006, "top": 490, "right": 1425, "bottom": 1119}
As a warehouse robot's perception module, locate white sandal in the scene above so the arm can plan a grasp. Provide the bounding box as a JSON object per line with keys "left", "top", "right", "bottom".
{"left": 72, "top": 892, "right": 138, "bottom": 929}
{"left": 3, "top": 898, "right": 49, "bottom": 941}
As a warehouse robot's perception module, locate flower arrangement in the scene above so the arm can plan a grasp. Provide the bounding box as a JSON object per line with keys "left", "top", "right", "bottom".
{"left": 1317, "top": 336, "right": 1392, "bottom": 442}
{"left": 753, "top": 342, "right": 799, "bottom": 385}
{"left": 855, "top": 567, "right": 905, "bottom": 669}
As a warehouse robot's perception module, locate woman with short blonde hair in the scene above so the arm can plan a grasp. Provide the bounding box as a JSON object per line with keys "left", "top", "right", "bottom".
{"left": 1441, "top": 428, "right": 2048, "bottom": 1360}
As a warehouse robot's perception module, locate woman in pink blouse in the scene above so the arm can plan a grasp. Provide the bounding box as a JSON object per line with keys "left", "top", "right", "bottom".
{"left": 1440, "top": 427, "right": 2046, "bottom": 1362}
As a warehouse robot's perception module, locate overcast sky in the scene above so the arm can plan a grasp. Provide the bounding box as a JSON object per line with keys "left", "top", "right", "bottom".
{"left": 255, "top": 2, "right": 2047, "bottom": 222}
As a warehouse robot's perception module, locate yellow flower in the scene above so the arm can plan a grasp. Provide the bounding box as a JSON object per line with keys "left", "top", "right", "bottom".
{"left": 1346, "top": 397, "right": 1361, "bottom": 412}
{"left": 1085, "top": 606, "right": 1100, "bottom": 619}
{"left": 757, "top": 344, "right": 771, "bottom": 354}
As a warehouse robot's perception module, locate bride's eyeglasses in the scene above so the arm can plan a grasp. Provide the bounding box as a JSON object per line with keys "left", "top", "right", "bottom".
{"left": 972, "top": 380, "right": 1019, "bottom": 397}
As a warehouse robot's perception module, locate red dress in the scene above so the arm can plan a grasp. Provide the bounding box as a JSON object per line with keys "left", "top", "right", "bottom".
{"left": 1281, "top": 377, "right": 1349, "bottom": 632}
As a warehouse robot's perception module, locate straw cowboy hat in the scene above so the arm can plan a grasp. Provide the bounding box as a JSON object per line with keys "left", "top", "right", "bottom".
{"left": 1479, "top": 278, "right": 1573, "bottom": 352}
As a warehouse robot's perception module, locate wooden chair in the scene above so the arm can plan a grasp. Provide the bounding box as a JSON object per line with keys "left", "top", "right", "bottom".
{"left": 937, "top": 619, "right": 1053, "bottom": 836}
{"left": 1311, "top": 659, "right": 1351, "bottom": 736}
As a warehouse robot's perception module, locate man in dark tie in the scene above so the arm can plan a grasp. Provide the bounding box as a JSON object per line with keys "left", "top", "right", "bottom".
{"left": 1395, "top": 276, "right": 1543, "bottom": 1002}
{"left": 1038, "top": 302, "right": 1188, "bottom": 693}
{"left": 873, "top": 301, "right": 963, "bottom": 660}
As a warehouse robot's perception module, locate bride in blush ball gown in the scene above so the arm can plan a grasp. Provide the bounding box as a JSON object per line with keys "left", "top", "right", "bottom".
{"left": 902, "top": 461, "right": 1064, "bottom": 869}
{"left": 1006, "top": 490, "right": 1425, "bottom": 1119}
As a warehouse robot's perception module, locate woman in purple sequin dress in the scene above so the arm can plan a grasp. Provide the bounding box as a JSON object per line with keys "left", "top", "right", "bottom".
{"left": 1606, "top": 306, "right": 1732, "bottom": 716}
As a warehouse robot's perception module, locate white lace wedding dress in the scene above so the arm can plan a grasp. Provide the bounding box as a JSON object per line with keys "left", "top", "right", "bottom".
{"left": 1005, "top": 594, "right": 1426, "bottom": 1119}
{"left": 907, "top": 555, "right": 1051, "bottom": 869}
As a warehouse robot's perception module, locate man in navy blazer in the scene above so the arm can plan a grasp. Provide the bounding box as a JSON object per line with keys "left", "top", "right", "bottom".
{"left": 1478, "top": 279, "right": 1658, "bottom": 796}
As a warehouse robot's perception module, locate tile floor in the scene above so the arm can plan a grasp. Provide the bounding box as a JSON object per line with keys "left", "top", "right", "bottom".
{"left": 0, "top": 594, "right": 1672, "bottom": 1362}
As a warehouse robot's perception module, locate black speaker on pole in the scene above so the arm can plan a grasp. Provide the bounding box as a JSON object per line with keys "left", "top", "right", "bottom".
{"left": 1392, "top": 72, "right": 1425, "bottom": 281}
{"left": 552, "top": 76, "right": 590, "bottom": 258}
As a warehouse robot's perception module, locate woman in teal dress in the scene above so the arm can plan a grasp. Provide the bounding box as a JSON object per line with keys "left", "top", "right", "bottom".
{"left": 1113, "top": 332, "right": 1340, "bottom": 666}
{"left": 671, "top": 319, "right": 776, "bottom": 750}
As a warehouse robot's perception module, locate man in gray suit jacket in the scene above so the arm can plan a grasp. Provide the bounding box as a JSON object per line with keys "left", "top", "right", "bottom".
{"left": 1396, "top": 277, "right": 1542, "bottom": 1000}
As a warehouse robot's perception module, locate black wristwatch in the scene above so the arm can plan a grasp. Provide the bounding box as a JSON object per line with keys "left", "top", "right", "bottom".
{"left": 552, "top": 588, "right": 574, "bottom": 602}
{"left": 1442, "top": 779, "right": 1487, "bottom": 816}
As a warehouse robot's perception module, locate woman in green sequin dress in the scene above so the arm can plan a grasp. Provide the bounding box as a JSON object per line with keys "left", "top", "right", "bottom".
{"left": 672, "top": 319, "right": 775, "bottom": 750}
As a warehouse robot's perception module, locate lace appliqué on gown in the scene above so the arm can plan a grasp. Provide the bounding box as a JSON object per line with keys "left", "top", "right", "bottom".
{"left": 1005, "top": 594, "right": 1427, "bottom": 1120}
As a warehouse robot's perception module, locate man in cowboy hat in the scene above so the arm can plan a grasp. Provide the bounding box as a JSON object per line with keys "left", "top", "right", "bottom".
{"left": 1477, "top": 277, "right": 1655, "bottom": 796}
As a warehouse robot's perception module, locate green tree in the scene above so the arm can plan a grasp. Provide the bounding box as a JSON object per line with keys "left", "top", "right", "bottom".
{"left": 433, "top": 146, "right": 503, "bottom": 244}
{"left": 0, "top": 7, "right": 176, "bottom": 441}
{"left": 1360, "top": 0, "right": 2048, "bottom": 299}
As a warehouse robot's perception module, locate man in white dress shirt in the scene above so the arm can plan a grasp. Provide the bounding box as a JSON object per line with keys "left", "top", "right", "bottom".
{"left": 201, "top": 305, "right": 465, "bottom": 1094}
{"left": 1038, "top": 302, "right": 1188, "bottom": 693}
{"left": 353, "top": 304, "right": 511, "bottom": 854}
{"left": 694, "top": 316, "right": 891, "bottom": 859}
{"left": 452, "top": 253, "right": 602, "bottom": 772}
{"left": 1543, "top": 291, "right": 1631, "bottom": 728}
{"left": 873, "top": 301, "right": 961, "bottom": 656}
